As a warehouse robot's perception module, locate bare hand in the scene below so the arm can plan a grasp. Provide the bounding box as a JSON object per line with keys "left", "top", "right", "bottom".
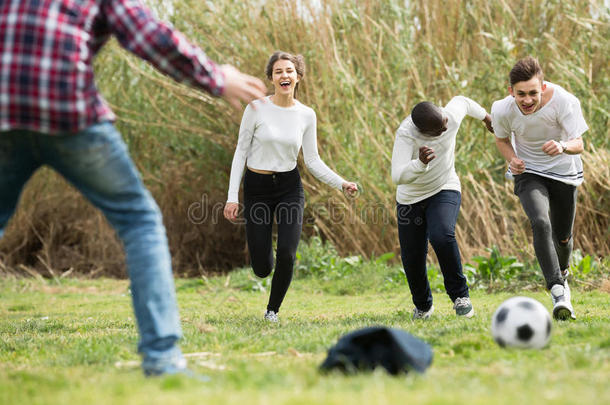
{"left": 483, "top": 114, "right": 494, "bottom": 133}
{"left": 223, "top": 202, "right": 240, "bottom": 221}
{"left": 419, "top": 146, "right": 436, "bottom": 164}
{"left": 509, "top": 157, "right": 526, "bottom": 175}
{"left": 542, "top": 140, "right": 562, "bottom": 156}
{"left": 342, "top": 182, "right": 359, "bottom": 197}
{"left": 220, "top": 65, "right": 267, "bottom": 110}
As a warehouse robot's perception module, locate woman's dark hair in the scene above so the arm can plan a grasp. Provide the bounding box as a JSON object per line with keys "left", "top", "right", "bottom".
{"left": 265, "top": 51, "right": 306, "bottom": 97}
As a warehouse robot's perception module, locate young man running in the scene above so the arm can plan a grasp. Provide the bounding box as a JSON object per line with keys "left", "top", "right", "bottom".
{"left": 0, "top": 0, "right": 266, "bottom": 376}
{"left": 392, "top": 97, "right": 493, "bottom": 320}
{"left": 491, "top": 57, "right": 588, "bottom": 320}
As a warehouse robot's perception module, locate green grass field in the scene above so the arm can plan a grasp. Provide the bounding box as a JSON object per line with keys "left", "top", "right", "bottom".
{"left": 1, "top": 269, "right": 609, "bottom": 405}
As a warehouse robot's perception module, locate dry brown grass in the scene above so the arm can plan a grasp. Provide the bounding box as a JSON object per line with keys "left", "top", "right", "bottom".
{"left": 458, "top": 150, "right": 610, "bottom": 261}
{"left": 1, "top": 0, "right": 608, "bottom": 276}
{"left": 0, "top": 150, "right": 606, "bottom": 277}
{"left": 0, "top": 163, "right": 247, "bottom": 277}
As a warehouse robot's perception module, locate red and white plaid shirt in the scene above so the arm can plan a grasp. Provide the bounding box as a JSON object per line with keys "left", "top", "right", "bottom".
{"left": 0, "top": 0, "right": 225, "bottom": 134}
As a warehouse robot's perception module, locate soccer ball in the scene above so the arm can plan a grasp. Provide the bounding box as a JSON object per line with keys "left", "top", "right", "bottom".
{"left": 491, "top": 296, "right": 552, "bottom": 349}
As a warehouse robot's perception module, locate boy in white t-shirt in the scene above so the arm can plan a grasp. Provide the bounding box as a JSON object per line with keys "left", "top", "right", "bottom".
{"left": 491, "top": 57, "right": 588, "bottom": 320}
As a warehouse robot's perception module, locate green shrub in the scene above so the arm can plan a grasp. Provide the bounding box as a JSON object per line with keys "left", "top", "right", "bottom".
{"left": 464, "top": 245, "right": 540, "bottom": 290}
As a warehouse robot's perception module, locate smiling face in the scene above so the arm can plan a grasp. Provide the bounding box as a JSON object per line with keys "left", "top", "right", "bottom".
{"left": 271, "top": 59, "right": 299, "bottom": 97}
{"left": 509, "top": 76, "right": 547, "bottom": 115}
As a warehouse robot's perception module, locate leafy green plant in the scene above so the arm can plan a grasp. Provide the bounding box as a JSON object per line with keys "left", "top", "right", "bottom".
{"left": 570, "top": 249, "right": 602, "bottom": 279}
{"left": 295, "top": 236, "right": 365, "bottom": 280}
{"left": 426, "top": 265, "right": 446, "bottom": 293}
{"left": 464, "top": 245, "right": 526, "bottom": 289}
{"left": 238, "top": 274, "right": 271, "bottom": 293}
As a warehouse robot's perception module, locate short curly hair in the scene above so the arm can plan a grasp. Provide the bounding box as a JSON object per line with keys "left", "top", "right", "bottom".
{"left": 411, "top": 101, "right": 443, "bottom": 133}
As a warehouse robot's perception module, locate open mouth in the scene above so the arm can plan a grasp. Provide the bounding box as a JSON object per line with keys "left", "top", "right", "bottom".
{"left": 521, "top": 103, "right": 536, "bottom": 113}
{"left": 280, "top": 81, "right": 291, "bottom": 89}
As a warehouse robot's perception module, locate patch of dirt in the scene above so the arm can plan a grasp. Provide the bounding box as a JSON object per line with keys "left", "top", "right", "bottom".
{"left": 600, "top": 279, "right": 610, "bottom": 294}
{"left": 39, "top": 282, "right": 128, "bottom": 295}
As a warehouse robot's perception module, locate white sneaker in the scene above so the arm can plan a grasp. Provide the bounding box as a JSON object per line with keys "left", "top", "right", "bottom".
{"left": 264, "top": 310, "right": 279, "bottom": 323}
{"left": 550, "top": 284, "right": 575, "bottom": 320}
{"left": 453, "top": 297, "right": 475, "bottom": 318}
{"left": 563, "top": 278, "right": 571, "bottom": 304}
{"left": 412, "top": 305, "right": 434, "bottom": 320}
{"left": 559, "top": 269, "right": 573, "bottom": 303}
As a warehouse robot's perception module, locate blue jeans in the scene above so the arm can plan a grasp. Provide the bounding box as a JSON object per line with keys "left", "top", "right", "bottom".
{"left": 396, "top": 190, "right": 469, "bottom": 311}
{"left": 0, "top": 122, "right": 184, "bottom": 374}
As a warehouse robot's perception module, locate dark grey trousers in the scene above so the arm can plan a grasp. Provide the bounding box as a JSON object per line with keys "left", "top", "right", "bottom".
{"left": 514, "top": 173, "right": 578, "bottom": 290}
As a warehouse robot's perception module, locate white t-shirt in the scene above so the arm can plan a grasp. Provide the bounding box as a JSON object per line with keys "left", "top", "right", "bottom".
{"left": 391, "top": 96, "right": 488, "bottom": 204}
{"left": 491, "top": 82, "right": 588, "bottom": 186}
{"left": 227, "top": 97, "right": 345, "bottom": 203}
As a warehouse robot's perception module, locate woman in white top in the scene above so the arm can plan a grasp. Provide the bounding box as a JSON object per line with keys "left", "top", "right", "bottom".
{"left": 224, "top": 51, "right": 358, "bottom": 322}
{"left": 492, "top": 57, "right": 587, "bottom": 321}
{"left": 392, "top": 97, "right": 493, "bottom": 320}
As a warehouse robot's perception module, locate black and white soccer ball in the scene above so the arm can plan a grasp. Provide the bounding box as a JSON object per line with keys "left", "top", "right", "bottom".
{"left": 491, "top": 296, "right": 552, "bottom": 349}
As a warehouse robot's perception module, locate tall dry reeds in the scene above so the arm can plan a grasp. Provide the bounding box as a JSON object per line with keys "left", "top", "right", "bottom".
{"left": 1, "top": 0, "right": 608, "bottom": 276}
{"left": 0, "top": 162, "right": 248, "bottom": 277}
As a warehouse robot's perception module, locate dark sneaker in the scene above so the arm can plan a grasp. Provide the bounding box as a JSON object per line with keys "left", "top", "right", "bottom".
{"left": 412, "top": 305, "right": 434, "bottom": 320}
{"left": 550, "top": 284, "right": 575, "bottom": 320}
{"left": 453, "top": 297, "right": 474, "bottom": 318}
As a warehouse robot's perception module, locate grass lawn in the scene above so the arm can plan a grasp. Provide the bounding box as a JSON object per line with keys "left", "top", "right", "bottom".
{"left": 1, "top": 270, "right": 609, "bottom": 405}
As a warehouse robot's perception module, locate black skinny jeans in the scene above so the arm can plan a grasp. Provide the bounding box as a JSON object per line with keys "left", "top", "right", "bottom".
{"left": 514, "top": 173, "right": 577, "bottom": 289}
{"left": 396, "top": 190, "right": 469, "bottom": 312}
{"left": 243, "top": 167, "right": 304, "bottom": 313}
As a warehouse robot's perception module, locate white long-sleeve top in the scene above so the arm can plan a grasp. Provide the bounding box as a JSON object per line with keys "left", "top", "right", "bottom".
{"left": 491, "top": 82, "right": 588, "bottom": 186}
{"left": 391, "top": 96, "right": 488, "bottom": 204}
{"left": 227, "top": 97, "right": 345, "bottom": 203}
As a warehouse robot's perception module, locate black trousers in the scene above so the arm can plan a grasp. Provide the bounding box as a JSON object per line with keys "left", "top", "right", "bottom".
{"left": 243, "top": 167, "right": 305, "bottom": 313}
{"left": 396, "top": 190, "right": 468, "bottom": 311}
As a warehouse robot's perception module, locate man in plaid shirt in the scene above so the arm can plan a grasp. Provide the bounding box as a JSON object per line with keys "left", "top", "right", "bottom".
{"left": 0, "top": 0, "right": 266, "bottom": 377}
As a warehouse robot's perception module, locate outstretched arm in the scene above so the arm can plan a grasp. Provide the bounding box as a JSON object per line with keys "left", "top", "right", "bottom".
{"left": 446, "top": 97, "right": 493, "bottom": 133}
{"left": 445, "top": 96, "right": 487, "bottom": 121}
{"left": 220, "top": 65, "right": 268, "bottom": 110}
{"left": 104, "top": 0, "right": 265, "bottom": 108}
